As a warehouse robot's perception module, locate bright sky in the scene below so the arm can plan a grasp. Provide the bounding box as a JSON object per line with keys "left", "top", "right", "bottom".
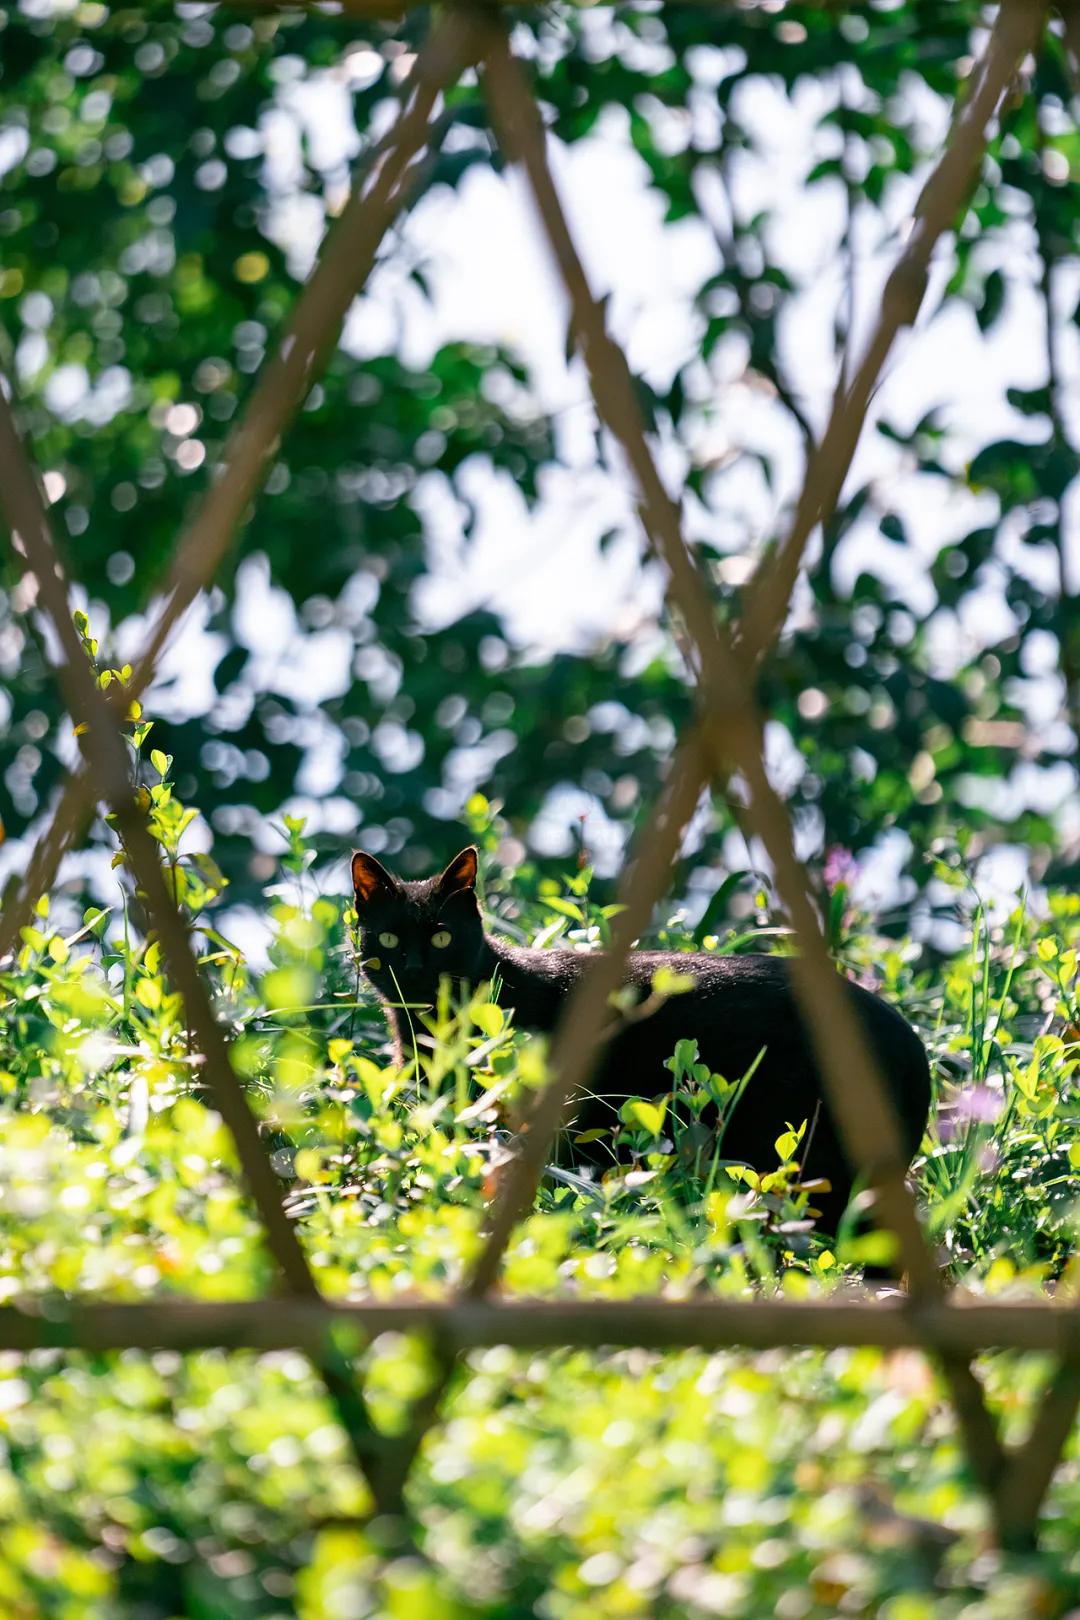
{"left": 250, "top": 38, "right": 1076, "bottom": 914}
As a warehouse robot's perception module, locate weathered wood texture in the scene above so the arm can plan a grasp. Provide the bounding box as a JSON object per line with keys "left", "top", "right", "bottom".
{"left": 0, "top": 0, "right": 1067, "bottom": 1554}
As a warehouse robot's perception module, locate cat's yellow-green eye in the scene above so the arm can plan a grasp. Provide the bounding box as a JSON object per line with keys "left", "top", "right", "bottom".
{"left": 431, "top": 930, "right": 452, "bottom": 949}
{"left": 378, "top": 931, "right": 399, "bottom": 949}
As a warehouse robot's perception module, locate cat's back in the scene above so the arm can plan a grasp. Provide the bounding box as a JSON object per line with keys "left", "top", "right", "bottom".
{"left": 490, "top": 939, "right": 925, "bottom": 1061}
{"left": 619, "top": 949, "right": 796, "bottom": 993}
{"left": 490, "top": 941, "right": 789, "bottom": 1010}
{"left": 619, "top": 951, "right": 928, "bottom": 1084}
{"left": 497, "top": 940, "right": 890, "bottom": 1015}
{"left": 496, "top": 942, "right": 928, "bottom": 1114}
{"left": 493, "top": 937, "right": 931, "bottom": 1207}
{"left": 622, "top": 949, "right": 921, "bottom": 1036}
{"left": 503, "top": 943, "right": 859, "bottom": 1008}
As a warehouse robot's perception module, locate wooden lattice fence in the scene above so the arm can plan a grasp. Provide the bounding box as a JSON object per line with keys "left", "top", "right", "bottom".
{"left": 0, "top": 0, "right": 1076, "bottom": 1555}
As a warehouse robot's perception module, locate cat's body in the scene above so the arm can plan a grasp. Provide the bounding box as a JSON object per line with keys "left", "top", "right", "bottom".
{"left": 351, "top": 846, "right": 932, "bottom": 1233}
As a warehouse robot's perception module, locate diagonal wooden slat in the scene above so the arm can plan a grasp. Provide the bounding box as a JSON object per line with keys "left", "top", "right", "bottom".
{"left": 0, "top": 386, "right": 398, "bottom": 1494}
{"left": 127, "top": 13, "right": 477, "bottom": 704}
{"left": 0, "top": 777, "right": 93, "bottom": 964}
{"left": 370, "top": 726, "right": 713, "bottom": 1510}
{"left": 466, "top": 723, "right": 711, "bottom": 1297}
{"left": 0, "top": 8, "right": 476, "bottom": 973}
{"left": 0, "top": 400, "right": 319, "bottom": 1298}
{"left": 470, "top": 0, "right": 1040, "bottom": 1301}
{"left": 995, "top": 1362, "right": 1080, "bottom": 1547}
{"left": 719, "top": 719, "right": 1007, "bottom": 1495}
{"left": 366, "top": 0, "right": 1040, "bottom": 1521}
{"left": 0, "top": 16, "right": 483, "bottom": 1511}
{"left": 736, "top": 0, "right": 1048, "bottom": 667}
{"left": 466, "top": 0, "right": 1043, "bottom": 1509}
{"left": 472, "top": 0, "right": 1071, "bottom": 1540}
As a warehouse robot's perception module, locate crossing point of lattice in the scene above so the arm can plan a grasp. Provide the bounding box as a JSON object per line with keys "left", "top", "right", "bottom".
{"left": 0, "top": 0, "right": 1072, "bottom": 1552}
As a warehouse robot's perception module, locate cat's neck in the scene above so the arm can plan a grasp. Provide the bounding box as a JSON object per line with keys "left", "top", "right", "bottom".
{"left": 479, "top": 931, "right": 581, "bottom": 1030}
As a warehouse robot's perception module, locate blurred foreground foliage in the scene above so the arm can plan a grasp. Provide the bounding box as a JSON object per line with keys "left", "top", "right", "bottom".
{"left": 2, "top": 0, "right": 1080, "bottom": 1606}
{"left": 0, "top": 773, "right": 1078, "bottom": 1615}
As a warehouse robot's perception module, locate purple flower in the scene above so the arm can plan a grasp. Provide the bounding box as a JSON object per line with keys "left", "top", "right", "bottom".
{"left": 953, "top": 1085, "right": 1004, "bottom": 1126}
{"left": 823, "top": 846, "right": 857, "bottom": 892}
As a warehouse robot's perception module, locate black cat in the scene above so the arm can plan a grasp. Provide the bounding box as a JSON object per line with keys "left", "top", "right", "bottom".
{"left": 351, "top": 844, "right": 932, "bottom": 1232}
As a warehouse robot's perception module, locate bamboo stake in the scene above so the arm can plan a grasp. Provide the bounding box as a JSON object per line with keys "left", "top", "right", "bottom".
{"left": 0, "top": 0, "right": 1069, "bottom": 1555}
{"left": 472, "top": 0, "right": 1040, "bottom": 1511}
{"left": 0, "top": 1296, "right": 1076, "bottom": 1358}
{"left": 736, "top": 0, "right": 1046, "bottom": 666}
{"left": 0, "top": 388, "right": 397, "bottom": 1499}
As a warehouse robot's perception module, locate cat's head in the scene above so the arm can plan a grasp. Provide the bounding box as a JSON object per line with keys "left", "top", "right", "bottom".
{"left": 350, "top": 844, "right": 487, "bottom": 1014}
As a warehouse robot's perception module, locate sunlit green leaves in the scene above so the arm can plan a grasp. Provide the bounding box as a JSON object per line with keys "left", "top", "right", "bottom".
{"left": 0, "top": 2, "right": 1079, "bottom": 1609}
{"left": 0, "top": 823, "right": 1077, "bottom": 1611}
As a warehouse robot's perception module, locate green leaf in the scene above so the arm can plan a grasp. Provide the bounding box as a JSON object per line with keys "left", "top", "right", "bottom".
{"left": 619, "top": 1098, "right": 667, "bottom": 1137}
{"left": 651, "top": 965, "right": 697, "bottom": 997}
{"left": 774, "top": 1127, "right": 800, "bottom": 1162}
{"left": 134, "top": 978, "right": 162, "bottom": 1010}
{"left": 472, "top": 1003, "right": 505, "bottom": 1038}
{"left": 693, "top": 870, "right": 754, "bottom": 944}
{"left": 540, "top": 896, "right": 584, "bottom": 922}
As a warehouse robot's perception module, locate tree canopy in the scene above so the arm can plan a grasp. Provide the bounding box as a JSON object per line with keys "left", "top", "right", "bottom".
{"left": 1, "top": 0, "right": 1076, "bottom": 913}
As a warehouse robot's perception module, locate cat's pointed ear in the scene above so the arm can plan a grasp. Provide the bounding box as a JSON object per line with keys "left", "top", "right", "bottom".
{"left": 351, "top": 851, "right": 395, "bottom": 907}
{"left": 437, "top": 846, "right": 478, "bottom": 897}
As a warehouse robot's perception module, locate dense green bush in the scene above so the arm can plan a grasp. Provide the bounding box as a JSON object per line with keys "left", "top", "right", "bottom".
{"left": 1, "top": 703, "right": 1077, "bottom": 1618}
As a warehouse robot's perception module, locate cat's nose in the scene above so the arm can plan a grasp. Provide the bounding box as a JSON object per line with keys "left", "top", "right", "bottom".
{"left": 403, "top": 951, "right": 422, "bottom": 972}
